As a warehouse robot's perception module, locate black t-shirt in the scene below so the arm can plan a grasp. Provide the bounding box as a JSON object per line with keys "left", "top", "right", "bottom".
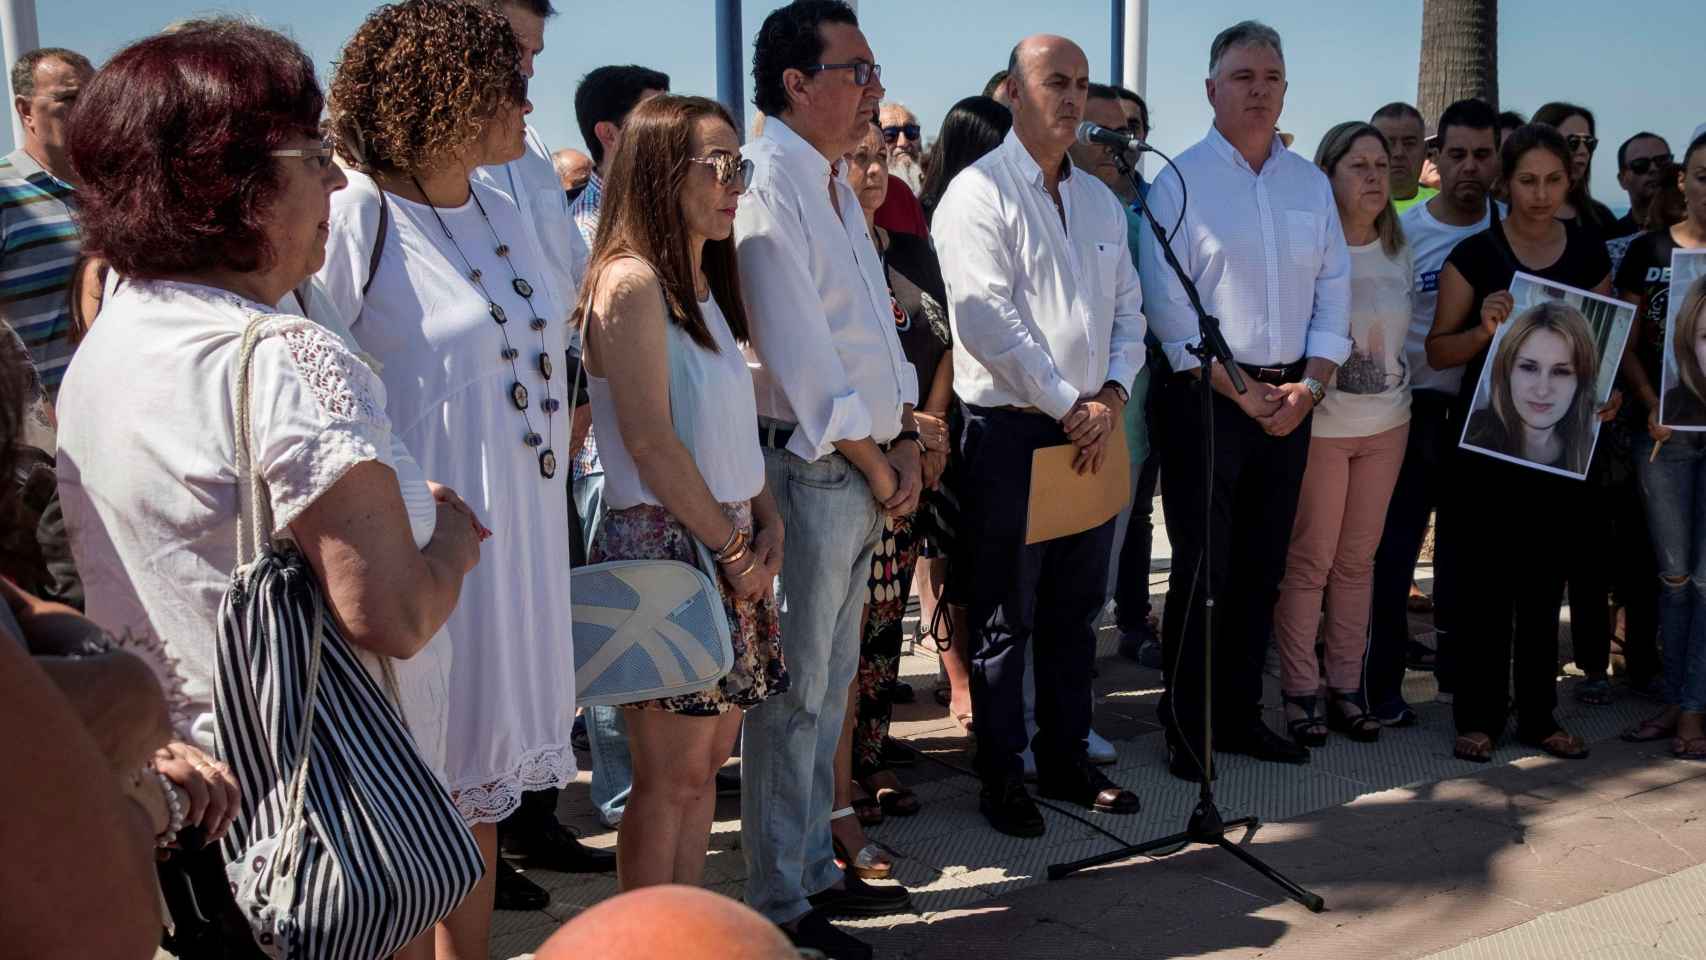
{"left": 1442, "top": 218, "right": 1613, "bottom": 417}
{"left": 880, "top": 230, "right": 952, "bottom": 405}
{"left": 1614, "top": 229, "right": 1688, "bottom": 404}
{"left": 1608, "top": 213, "right": 1642, "bottom": 241}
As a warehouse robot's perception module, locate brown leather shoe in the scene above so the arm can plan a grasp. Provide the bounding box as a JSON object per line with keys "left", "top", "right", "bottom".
{"left": 1036, "top": 762, "right": 1140, "bottom": 814}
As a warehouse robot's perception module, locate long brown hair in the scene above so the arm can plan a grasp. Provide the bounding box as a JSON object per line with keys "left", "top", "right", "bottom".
{"left": 578, "top": 94, "right": 748, "bottom": 350}
{"left": 1483, "top": 301, "right": 1600, "bottom": 473}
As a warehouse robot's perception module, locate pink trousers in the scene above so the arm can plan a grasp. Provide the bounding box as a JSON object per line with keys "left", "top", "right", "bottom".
{"left": 1273, "top": 423, "right": 1409, "bottom": 696}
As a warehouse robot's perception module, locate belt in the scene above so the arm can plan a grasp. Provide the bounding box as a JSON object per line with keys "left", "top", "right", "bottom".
{"left": 758, "top": 420, "right": 902, "bottom": 453}
{"left": 1237, "top": 360, "right": 1307, "bottom": 386}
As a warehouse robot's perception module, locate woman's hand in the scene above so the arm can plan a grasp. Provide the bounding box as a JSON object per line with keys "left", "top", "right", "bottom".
{"left": 915, "top": 412, "right": 950, "bottom": 489}
{"left": 1650, "top": 407, "right": 1675, "bottom": 443}
{"left": 751, "top": 520, "right": 784, "bottom": 584}
{"left": 1597, "top": 388, "right": 1623, "bottom": 423}
{"left": 152, "top": 741, "right": 240, "bottom": 844}
{"left": 718, "top": 546, "right": 772, "bottom": 603}
{"left": 428, "top": 481, "right": 491, "bottom": 542}
{"left": 1479, "top": 290, "right": 1515, "bottom": 339}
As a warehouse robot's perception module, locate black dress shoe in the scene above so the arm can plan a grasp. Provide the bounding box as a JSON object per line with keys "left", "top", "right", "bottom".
{"left": 979, "top": 775, "right": 1046, "bottom": 838}
{"left": 783, "top": 911, "right": 873, "bottom": 960}
{"left": 806, "top": 872, "right": 912, "bottom": 917}
{"left": 492, "top": 859, "right": 549, "bottom": 911}
{"left": 498, "top": 821, "right": 617, "bottom": 873}
{"left": 1221, "top": 721, "right": 1311, "bottom": 764}
{"left": 1036, "top": 762, "right": 1141, "bottom": 814}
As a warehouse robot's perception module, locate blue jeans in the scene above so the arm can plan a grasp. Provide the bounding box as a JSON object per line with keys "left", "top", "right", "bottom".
{"left": 575, "top": 470, "right": 632, "bottom": 824}
{"left": 742, "top": 446, "right": 882, "bottom": 924}
{"left": 1637, "top": 432, "right": 1706, "bottom": 711}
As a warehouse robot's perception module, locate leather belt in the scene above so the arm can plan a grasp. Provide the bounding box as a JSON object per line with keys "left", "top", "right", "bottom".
{"left": 1237, "top": 360, "right": 1307, "bottom": 386}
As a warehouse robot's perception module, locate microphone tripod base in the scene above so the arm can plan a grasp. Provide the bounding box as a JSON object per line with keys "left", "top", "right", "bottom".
{"left": 1045, "top": 799, "right": 1326, "bottom": 914}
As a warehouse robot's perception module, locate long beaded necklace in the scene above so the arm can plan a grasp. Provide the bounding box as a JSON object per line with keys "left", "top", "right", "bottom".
{"left": 412, "top": 175, "right": 560, "bottom": 479}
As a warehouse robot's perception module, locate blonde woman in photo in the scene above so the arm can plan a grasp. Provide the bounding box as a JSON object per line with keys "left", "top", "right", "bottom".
{"left": 1464, "top": 301, "right": 1601, "bottom": 473}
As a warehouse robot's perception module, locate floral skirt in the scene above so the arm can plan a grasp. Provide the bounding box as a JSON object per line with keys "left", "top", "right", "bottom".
{"left": 854, "top": 511, "right": 922, "bottom": 778}
{"left": 590, "top": 501, "right": 788, "bottom": 716}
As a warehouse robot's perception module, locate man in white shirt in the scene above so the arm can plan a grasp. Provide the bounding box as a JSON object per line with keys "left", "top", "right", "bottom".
{"left": 473, "top": 0, "right": 614, "bottom": 902}
{"left": 1141, "top": 20, "right": 1350, "bottom": 780}
{"left": 932, "top": 35, "right": 1145, "bottom": 839}
{"left": 734, "top": 3, "right": 921, "bottom": 955}
{"left": 1369, "top": 98, "right": 1500, "bottom": 724}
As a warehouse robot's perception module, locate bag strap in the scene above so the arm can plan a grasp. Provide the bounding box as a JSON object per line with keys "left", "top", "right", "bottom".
{"left": 230, "top": 312, "right": 327, "bottom": 883}
{"left": 363, "top": 191, "right": 391, "bottom": 297}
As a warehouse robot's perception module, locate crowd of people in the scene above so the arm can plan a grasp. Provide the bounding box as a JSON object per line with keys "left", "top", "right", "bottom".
{"left": 4, "top": 1, "right": 1704, "bottom": 958}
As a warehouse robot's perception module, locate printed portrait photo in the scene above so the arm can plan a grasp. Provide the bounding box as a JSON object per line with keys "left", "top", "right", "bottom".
{"left": 1659, "top": 249, "right": 1706, "bottom": 430}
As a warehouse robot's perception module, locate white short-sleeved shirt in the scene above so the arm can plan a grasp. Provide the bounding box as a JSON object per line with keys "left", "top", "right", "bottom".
{"left": 55, "top": 281, "right": 396, "bottom": 750}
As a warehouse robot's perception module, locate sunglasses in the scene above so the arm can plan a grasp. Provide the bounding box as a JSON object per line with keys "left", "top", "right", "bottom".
{"left": 689, "top": 152, "right": 755, "bottom": 189}
{"left": 807, "top": 61, "right": 882, "bottom": 87}
{"left": 881, "top": 123, "right": 921, "bottom": 143}
{"left": 270, "top": 137, "right": 336, "bottom": 170}
{"left": 1626, "top": 154, "right": 1674, "bottom": 176}
{"left": 1565, "top": 134, "right": 1599, "bottom": 153}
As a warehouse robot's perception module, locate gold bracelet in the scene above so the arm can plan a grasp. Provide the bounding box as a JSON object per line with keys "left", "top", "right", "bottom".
{"left": 717, "top": 529, "right": 751, "bottom": 565}
{"left": 713, "top": 525, "right": 741, "bottom": 558}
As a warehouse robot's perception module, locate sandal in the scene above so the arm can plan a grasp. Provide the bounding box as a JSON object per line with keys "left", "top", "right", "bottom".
{"left": 1407, "top": 584, "right": 1435, "bottom": 613}
{"left": 830, "top": 807, "right": 892, "bottom": 880}
{"left": 1672, "top": 736, "right": 1706, "bottom": 761}
{"left": 1283, "top": 693, "right": 1328, "bottom": 747}
{"left": 862, "top": 775, "right": 921, "bottom": 818}
{"left": 1454, "top": 732, "right": 1494, "bottom": 763}
{"left": 1520, "top": 730, "right": 1589, "bottom": 760}
{"left": 1372, "top": 699, "right": 1419, "bottom": 728}
{"left": 1327, "top": 690, "right": 1382, "bottom": 743}
{"left": 1622, "top": 713, "right": 1678, "bottom": 743}
{"left": 849, "top": 791, "right": 884, "bottom": 827}
{"left": 1573, "top": 677, "right": 1614, "bottom": 706}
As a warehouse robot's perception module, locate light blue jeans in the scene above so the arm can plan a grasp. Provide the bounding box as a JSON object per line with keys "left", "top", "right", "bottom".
{"left": 576, "top": 469, "right": 632, "bottom": 824}
{"left": 1637, "top": 432, "right": 1706, "bottom": 711}
{"left": 742, "top": 446, "right": 882, "bottom": 924}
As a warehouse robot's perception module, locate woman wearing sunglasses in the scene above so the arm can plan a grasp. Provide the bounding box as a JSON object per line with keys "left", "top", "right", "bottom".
{"left": 1533, "top": 102, "right": 1618, "bottom": 240}
{"left": 576, "top": 94, "right": 788, "bottom": 891}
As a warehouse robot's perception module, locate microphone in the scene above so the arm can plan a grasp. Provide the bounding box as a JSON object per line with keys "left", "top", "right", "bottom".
{"left": 1076, "top": 121, "right": 1152, "bottom": 154}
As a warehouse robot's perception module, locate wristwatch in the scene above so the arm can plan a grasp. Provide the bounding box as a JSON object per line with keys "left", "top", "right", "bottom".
{"left": 1102, "top": 380, "right": 1130, "bottom": 405}
{"left": 1301, "top": 376, "right": 1326, "bottom": 406}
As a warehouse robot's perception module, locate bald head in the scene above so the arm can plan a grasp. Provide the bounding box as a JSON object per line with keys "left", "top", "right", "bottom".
{"left": 552, "top": 147, "right": 593, "bottom": 190}
{"left": 535, "top": 886, "right": 797, "bottom": 960}
{"left": 1004, "top": 34, "right": 1090, "bottom": 164}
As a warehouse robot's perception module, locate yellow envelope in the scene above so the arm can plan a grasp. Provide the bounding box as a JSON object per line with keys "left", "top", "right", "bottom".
{"left": 1024, "top": 427, "right": 1131, "bottom": 545}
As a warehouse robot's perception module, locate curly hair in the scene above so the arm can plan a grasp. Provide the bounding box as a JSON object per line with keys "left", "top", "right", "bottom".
{"left": 65, "top": 23, "right": 322, "bottom": 277}
{"left": 329, "top": 0, "right": 525, "bottom": 175}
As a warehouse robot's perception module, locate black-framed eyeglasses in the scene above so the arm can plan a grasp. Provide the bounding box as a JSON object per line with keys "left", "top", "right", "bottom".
{"left": 881, "top": 123, "right": 920, "bottom": 143}
{"left": 1626, "top": 154, "right": 1674, "bottom": 176}
{"left": 1565, "top": 134, "right": 1599, "bottom": 153}
{"left": 689, "top": 153, "right": 755, "bottom": 189}
{"left": 271, "top": 137, "right": 336, "bottom": 170}
{"left": 807, "top": 61, "right": 881, "bottom": 87}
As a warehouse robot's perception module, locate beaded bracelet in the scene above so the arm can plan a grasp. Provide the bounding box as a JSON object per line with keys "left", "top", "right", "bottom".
{"left": 151, "top": 766, "right": 186, "bottom": 849}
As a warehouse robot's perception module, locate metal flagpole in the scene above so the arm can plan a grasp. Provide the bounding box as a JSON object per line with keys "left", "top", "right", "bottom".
{"left": 714, "top": 0, "right": 744, "bottom": 142}
{"left": 1, "top": 0, "right": 40, "bottom": 149}
{"left": 1122, "top": 0, "right": 1146, "bottom": 99}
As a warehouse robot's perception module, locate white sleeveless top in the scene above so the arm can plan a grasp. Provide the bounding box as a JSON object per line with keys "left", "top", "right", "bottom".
{"left": 587, "top": 293, "right": 764, "bottom": 509}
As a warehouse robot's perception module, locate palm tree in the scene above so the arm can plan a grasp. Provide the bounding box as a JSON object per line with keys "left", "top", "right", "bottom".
{"left": 1417, "top": 0, "right": 1498, "bottom": 126}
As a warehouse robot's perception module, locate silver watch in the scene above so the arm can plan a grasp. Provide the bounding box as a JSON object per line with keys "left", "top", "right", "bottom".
{"left": 1301, "top": 376, "right": 1326, "bottom": 405}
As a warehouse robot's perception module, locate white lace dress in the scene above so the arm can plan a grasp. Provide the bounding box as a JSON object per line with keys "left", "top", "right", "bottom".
{"left": 317, "top": 172, "right": 577, "bottom": 823}
{"left": 55, "top": 281, "right": 409, "bottom": 754}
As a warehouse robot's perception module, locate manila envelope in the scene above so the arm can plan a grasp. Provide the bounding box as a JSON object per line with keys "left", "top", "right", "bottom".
{"left": 1024, "top": 426, "right": 1131, "bottom": 545}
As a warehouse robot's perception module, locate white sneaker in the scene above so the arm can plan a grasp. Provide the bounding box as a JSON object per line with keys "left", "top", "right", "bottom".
{"left": 1087, "top": 728, "right": 1118, "bottom": 765}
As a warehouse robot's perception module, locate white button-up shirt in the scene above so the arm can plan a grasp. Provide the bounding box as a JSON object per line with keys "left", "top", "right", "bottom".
{"left": 933, "top": 131, "right": 1146, "bottom": 419}
{"left": 735, "top": 117, "right": 918, "bottom": 462}
{"left": 1140, "top": 125, "right": 1351, "bottom": 372}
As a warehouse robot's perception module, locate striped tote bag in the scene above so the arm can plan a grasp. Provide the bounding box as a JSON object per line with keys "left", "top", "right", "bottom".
{"left": 215, "top": 317, "right": 482, "bottom": 959}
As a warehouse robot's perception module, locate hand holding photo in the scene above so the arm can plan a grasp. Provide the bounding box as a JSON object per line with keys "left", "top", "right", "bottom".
{"left": 1659, "top": 249, "right": 1706, "bottom": 430}
{"left": 1458, "top": 272, "right": 1636, "bottom": 480}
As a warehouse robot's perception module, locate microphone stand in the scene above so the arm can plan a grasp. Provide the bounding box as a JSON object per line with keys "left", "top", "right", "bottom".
{"left": 1045, "top": 148, "right": 1325, "bottom": 915}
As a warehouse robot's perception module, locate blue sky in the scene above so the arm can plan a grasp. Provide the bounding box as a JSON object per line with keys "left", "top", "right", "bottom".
{"left": 15, "top": 0, "right": 1702, "bottom": 208}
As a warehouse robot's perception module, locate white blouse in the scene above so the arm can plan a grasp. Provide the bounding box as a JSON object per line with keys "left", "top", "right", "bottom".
{"left": 587, "top": 293, "right": 764, "bottom": 509}
{"left": 55, "top": 281, "right": 397, "bottom": 750}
